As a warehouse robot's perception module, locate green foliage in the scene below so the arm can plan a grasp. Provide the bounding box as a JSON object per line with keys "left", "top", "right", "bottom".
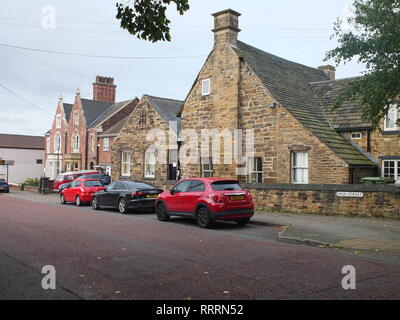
{"left": 116, "top": 0, "right": 190, "bottom": 42}
{"left": 325, "top": 0, "right": 400, "bottom": 131}
{"left": 24, "top": 178, "right": 39, "bottom": 187}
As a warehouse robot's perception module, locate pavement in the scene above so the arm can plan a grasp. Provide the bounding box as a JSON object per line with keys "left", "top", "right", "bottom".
{"left": 1, "top": 191, "right": 400, "bottom": 300}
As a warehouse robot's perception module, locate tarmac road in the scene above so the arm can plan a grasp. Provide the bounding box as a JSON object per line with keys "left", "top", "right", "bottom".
{"left": 0, "top": 193, "right": 400, "bottom": 300}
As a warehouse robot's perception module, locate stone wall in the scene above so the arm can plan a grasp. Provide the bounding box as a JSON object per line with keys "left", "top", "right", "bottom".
{"left": 244, "top": 183, "right": 400, "bottom": 219}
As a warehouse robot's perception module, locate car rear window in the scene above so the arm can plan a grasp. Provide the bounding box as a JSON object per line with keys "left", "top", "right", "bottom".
{"left": 211, "top": 181, "right": 242, "bottom": 191}
{"left": 124, "top": 181, "right": 154, "bottom": 190}
{"left": 84, "top": 180, "right": 103, "bottom": 187}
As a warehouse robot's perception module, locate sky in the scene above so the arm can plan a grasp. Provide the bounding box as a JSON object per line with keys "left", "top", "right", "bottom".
{"left": 0, "top": 0, "right": 362, "bottom": 136}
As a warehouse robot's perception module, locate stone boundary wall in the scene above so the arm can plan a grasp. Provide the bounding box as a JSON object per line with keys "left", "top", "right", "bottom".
{"left": 156, "top": 181, "right": 400, "bottom": 219}
{"left": 242, "top": 183, "right": 400, "bottom": 219}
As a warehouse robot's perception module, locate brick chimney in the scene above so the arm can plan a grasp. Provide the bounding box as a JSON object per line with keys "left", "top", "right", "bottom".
{"left": 93, "top": 76, "right": 116, "bottom": 103}
{"left": 212, "top": 9, "right": 241, "bottom": 48}
{"left": 318, "top": 65, "right": 336, "bottom": 80}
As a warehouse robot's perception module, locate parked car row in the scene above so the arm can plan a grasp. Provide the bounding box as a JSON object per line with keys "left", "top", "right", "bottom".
{"left": 53, "top": 170, "right": 111, "bottom": 192}
{"left": 59, "top": 176, "right": 255, "bottom": 229}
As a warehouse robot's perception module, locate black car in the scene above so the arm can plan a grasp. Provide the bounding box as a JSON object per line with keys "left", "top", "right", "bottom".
{"left": 0, "top": 179, "right": 9, "bottom": 193}
{"left": 92, "top": 181, "right": 163, "bottom": 214}
{"left": 78, "top": 173, "right": 111, "bottom": 185}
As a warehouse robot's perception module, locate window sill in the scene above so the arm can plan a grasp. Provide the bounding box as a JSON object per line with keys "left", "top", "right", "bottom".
{"left": 382, "top": 130, "right": 400, "bottom": 135}
{"left": 142, "top": 177, "right": 156, "bottom": 181}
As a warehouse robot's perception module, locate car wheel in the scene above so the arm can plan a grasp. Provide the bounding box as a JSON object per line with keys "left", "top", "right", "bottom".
{"left": 236, "top": 217, "right": 250, "bottom": 226}
{"left": 60, "top": 194, "right": 66, "bottom": 204}
{"left": 92, "top": 197, "right": 100, "bottom": 210}
{"left": 118, "top": 198, "right": 128, "bottom": 214}
{"left": 76, "top": 195, "right": 83, "bottom": 206}
{"left": 156, "top": 203, "right": 170, "bottom": 222}
{"left": 196, "top": 206, "right": 213, "bottom": 229}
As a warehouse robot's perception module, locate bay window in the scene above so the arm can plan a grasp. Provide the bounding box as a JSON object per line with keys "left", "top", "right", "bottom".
{"left": 382, "top": 160, "right": 400, "bottom": 181}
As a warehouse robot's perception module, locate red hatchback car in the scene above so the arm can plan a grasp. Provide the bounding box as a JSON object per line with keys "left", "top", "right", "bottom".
{"left": 155, "top": 178, "right": 254, "bottom": 228}
{"left": 60, "top": 179, "right": 105, "bottom": 206}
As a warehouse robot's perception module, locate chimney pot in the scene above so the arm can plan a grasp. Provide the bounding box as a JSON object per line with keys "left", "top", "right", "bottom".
{"left": 318, "top": 65, "right": 336, "bottom": 80}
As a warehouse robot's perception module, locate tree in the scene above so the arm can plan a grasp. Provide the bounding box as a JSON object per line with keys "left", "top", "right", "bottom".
{"left": 325, "top": 0, "right": 400, "bottom": 131}
{"left": 116, "top": 0, "right": 190, "bottom": 42}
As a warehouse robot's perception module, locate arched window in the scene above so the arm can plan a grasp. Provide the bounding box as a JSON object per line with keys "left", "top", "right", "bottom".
{"left": 54, "top": 133, "right": 61, "bottom": 154}
{"left": 72, "top": 133, "right": 80, "bottom": 152}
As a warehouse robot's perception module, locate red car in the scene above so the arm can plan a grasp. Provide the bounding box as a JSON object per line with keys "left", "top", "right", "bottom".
{"left": 53, "top": 170, "right": 99, "bottom": 192}
{"left": 60, "top": 178, "right": 105, "bottom": 206}
{"left": 155, "top": 178, "right": 254, "bottom": 228}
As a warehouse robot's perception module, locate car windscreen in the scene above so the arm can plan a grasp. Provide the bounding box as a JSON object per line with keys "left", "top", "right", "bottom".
{"left": 211, "top": 181, "right": 242, "bottom": 191}
{"left": 124, "top": 181, "right": 154, "bottom": 190}
{"left": 84, "top": 180, "right": 103, "bottom": 187}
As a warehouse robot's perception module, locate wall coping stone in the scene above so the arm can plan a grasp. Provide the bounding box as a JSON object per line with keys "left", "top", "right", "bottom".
{"left": 242, "top": 183, "right": 400, "bottom": 193}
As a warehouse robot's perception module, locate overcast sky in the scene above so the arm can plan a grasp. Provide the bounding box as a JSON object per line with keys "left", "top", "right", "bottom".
{"left": 0, "top": 0, "right": 362, "bottom": 136}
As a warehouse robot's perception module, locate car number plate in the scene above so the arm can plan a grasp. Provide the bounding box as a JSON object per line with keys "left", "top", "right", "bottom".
{"left": 230, "top": 195, "right": 244, "bottom": 200}
{"left": 146, "top": 194, "right": 158, "bottom": 198}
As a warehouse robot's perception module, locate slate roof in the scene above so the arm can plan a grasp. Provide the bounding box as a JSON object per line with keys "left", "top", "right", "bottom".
{"left": 0, "top": 134, "right": 44, "bottom": 150}
{"left": 80, "top": 99, "right": 113, "bottom": 126}
{"left": 144, "top": 95, "right": 183, "bottom": 133}
{"left": 89, "top": 99, "right": 137, "bottom": 129}
{"left": 232, "top": 41, "right": 375, "bottom": 166}
{"left": 98, "top": 117, "right": 129, "bottom": 137}
{"left": 63, "top": 103, "right": 73, "bottom": 122}
{"left": 310, "top": 78, "right": 372, "bottom": 130}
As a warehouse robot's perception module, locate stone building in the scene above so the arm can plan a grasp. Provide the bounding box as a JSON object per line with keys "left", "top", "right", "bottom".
{"left": 111, "top": 95, "right": 183, "bottom": 185}
{"left": 178, "top": 9, "right": 399, "bottom": 184}
{"left": 44, "top": 76, "right": 138, "bottom": 179}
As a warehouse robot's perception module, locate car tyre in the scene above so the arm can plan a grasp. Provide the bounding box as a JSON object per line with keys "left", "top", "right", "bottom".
{"left": 60, "top": 194, "right": 66, "bottom": 204}
{"left": 236, "top": 217, "right": 250, "bottom": 226}
{"left": 156, "top": 203, "right": 170, "bottom": 222}
{"left": 196, "top": 206, "right": 213, "bottom": 229}
{"left": 76, "top": 195, "right": 83, "bottom": 206}
{"left": 118, "top": 198, "right": 128, "bottom": 214}
{"left": 92, "top": 197, "right": 100, "bottom": 210}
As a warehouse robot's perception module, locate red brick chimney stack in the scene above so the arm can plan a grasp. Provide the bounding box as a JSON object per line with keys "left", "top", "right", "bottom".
{"left": 93, "top": 76, "right": 116, "bottom": 103}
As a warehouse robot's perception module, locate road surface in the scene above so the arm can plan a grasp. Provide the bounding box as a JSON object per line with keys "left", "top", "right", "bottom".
{"left": 0, "top": 193, "right": 399, "bottom": 300}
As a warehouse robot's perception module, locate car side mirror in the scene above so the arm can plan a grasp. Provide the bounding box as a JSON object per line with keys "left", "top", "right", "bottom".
{"left": 169, "top": 188, "right": 174, "bottom": 194}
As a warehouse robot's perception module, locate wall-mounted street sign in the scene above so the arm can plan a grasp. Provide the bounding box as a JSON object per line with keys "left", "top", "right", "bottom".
{"left": 336, "top": 191, "right": 364, "bottom": 198}
{"left": 0, "top": 160, "right": 14, "bottom": 165}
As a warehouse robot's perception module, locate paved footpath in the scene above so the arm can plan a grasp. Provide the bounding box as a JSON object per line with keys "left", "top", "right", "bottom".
{"left": 1, "top": 191, "right": 400, "bottom": 299}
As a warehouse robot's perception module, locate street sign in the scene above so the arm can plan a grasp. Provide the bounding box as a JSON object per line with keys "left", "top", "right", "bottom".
{"left": 336, "top": 192, "right": 364, "bottom": 198}
{"left": 0, "top": 160, "right": 14, "bottom": 165}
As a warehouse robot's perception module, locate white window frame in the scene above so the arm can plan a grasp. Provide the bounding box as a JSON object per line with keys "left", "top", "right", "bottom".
{"left": 103, "top": 138, "right": 110, "bottom": 151}
{"left": 72, "top": 133, "right": 80, "bottom": 152}
{"left": 144, "top": 149, "right": 156, "bottom": 179}
{"left": 248, "top": 157, "right": 263, "bottom": 183}
{"left": 382, "top": 160, "right": 400, "bottom": 181}
{"left": 201, "top": 157, "right": 214, "bottom": 178}
{"left": 91, "top": 135, "right": 95, "bottom": 153}
{"left": 73, "top": 111, "right": 79, "bottom": 126}
{"left": 47, "top": 138, "right": 51, "bottom": 154}
{"left": 292, "top": 152, "right": 309, "bottom": 184}
{"left": 201, "top": 78, "right": 211, "bottom": 96}
{"left": 56, "top": 115, "right": 61, "bottom": 129}
{"left": 351, "top": 132, "right": 362, "bottom": 140}
{"left": 121, "top": 151, "right": 131, "bottom": 177}
{"left": 384, "top": 104, "right": 398, "bottom": 131}
{"left": 54, "top": 133, "right": 62, "bottom": 154}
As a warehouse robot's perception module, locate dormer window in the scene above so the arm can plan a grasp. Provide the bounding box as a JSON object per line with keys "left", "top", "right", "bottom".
{"left": 384, "top": 105, "right": 398, "bottom": 131}
{"left": 202, "top": 78, "right": 211, "bottom": 96}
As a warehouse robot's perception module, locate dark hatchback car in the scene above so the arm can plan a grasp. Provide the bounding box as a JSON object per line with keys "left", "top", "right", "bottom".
{"left": 78, "top": 173, "right": 111, "bottom": 185}
{"left": 91, "top": 181, "right": 163, "bottom": 214}
{"left": 0, "top": 179, "right": 9, "bottom": 193}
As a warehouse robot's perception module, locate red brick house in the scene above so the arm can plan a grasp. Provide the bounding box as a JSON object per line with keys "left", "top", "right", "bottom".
{"left": 44, "top": 76, "right": 138, "bottom": 179}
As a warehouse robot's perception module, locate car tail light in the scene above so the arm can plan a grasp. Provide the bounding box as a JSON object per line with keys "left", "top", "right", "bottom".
{"left": 131, "top": 192, "right": 144, "bottom": 196}
{"left": 211, "top": 194, "right": 223, "bottom": 203}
